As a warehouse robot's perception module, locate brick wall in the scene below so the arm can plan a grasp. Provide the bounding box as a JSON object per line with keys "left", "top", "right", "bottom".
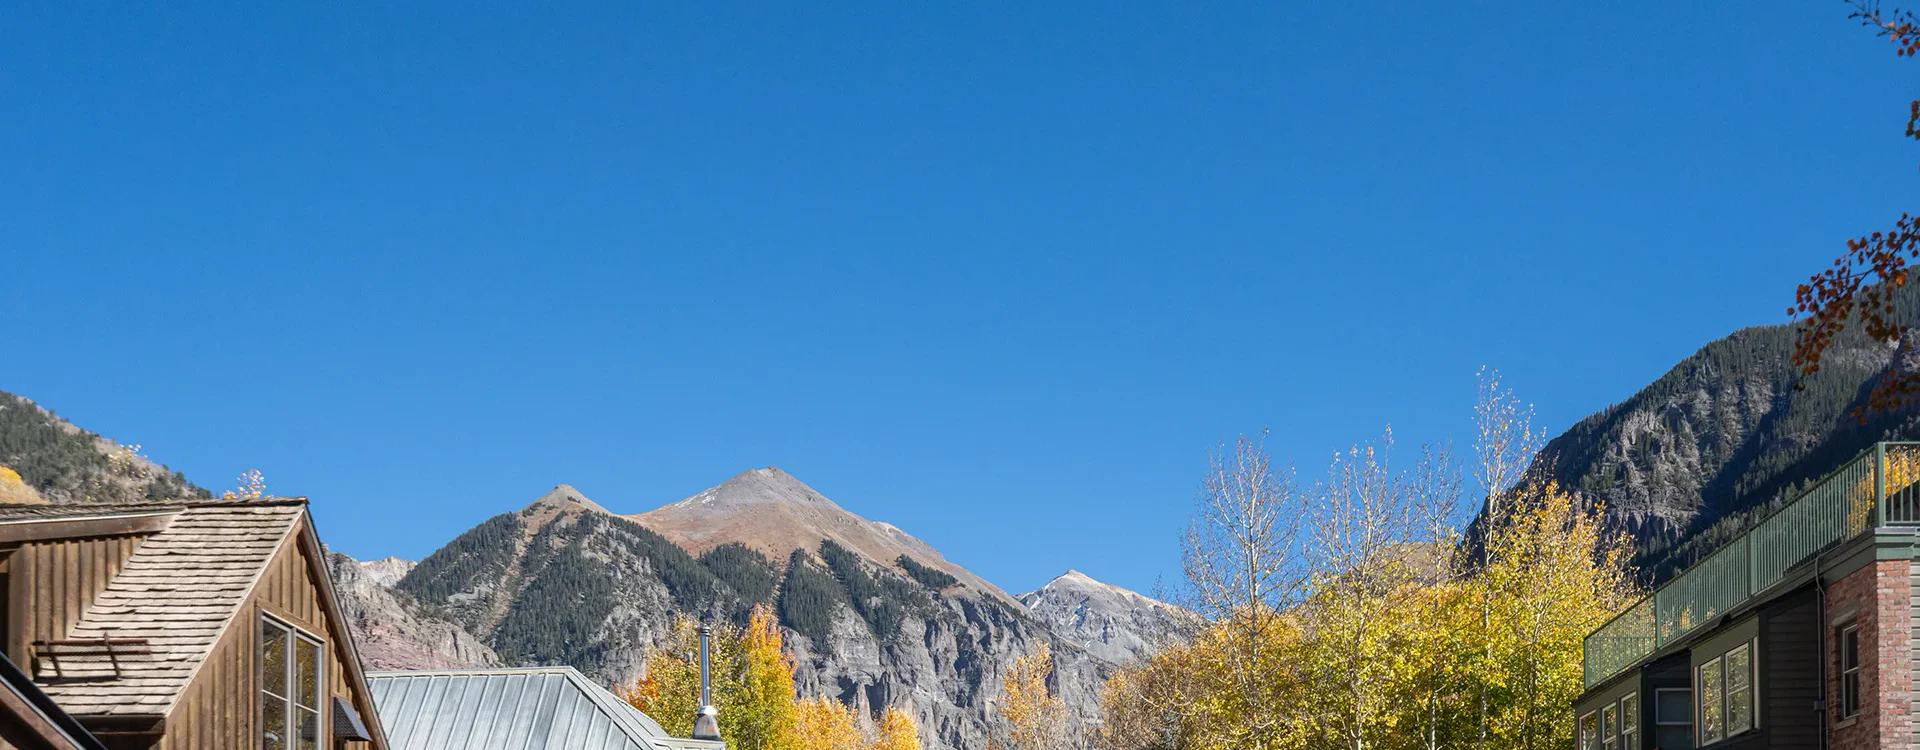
{"left": 1827, "top": 559, "right": 1913, "bottom": 750}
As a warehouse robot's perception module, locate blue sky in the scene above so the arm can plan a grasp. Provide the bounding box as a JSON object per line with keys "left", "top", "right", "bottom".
{"left": 1, "top": 2, "right": 1913, "bottom": 596}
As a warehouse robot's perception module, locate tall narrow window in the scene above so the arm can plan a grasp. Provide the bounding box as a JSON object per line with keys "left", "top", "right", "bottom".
{"left": 1726, "top": 643, "right": 1753, "bottom": 734}
{"left": 1839, "top": 623, "right": 1861, "bottom": 719}
{"left": 1699, "top": 656, "right": 1724, "bottom": 744}
{"left": 1580, "top": 712, "right": 1600, "bottom": 750}
{"left": 261, "top": 617, "right": 324, "bottom": 750}
{"left": 1602, "top": 703, "right": 1618, "bottom": 750}
{"left": 1620, "top": 692, "right": 1639, "bottom": 749}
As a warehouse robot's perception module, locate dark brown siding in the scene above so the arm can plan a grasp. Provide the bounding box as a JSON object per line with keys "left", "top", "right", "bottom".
{"left": 11, "top": 534, "right": 147, "bottom": 664}
{"left": 155, "top": 528, "right": 376, "bottom": 750}
{"left": 1762, "top": 587, "right": 1821, "bottom": 749}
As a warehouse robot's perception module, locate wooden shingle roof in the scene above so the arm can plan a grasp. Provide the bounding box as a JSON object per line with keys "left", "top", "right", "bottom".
{"left": 34, "top": 501, "right": 305, "bottom": 717}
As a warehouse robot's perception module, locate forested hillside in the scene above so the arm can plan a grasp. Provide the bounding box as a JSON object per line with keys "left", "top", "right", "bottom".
{"left": 0, "top": 390, "right": 204, "bottom": 504}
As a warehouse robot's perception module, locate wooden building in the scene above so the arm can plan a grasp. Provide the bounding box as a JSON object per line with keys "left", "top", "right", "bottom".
{"left": 0, "top": 497, "right": 386, "bottom": 750}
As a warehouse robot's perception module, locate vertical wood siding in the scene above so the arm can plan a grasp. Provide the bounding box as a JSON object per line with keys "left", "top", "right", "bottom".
{"left": 14, "top": 533, "right": 147, "bottom": 658}
{"left": 154, "top": 528, "right": 376, "bottom": 750}
{"left": 1761, "top": 587, "right": 1821, "bottom": 749}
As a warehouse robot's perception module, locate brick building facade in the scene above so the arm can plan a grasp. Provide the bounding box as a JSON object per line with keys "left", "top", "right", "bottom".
{"left": 1576, "top": 442, "right": 1920, "bottom": 750}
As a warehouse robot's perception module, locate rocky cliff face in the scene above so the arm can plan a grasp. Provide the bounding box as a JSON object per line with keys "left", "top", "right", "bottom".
{"left": 324, "top": 549, "right": 501, "bottom": 671}
{"left": 343, "top": 474, "right": 1162, "bottom": 750}
{"left": 355, "top": 556, "right": 416, "bottom": 588}
{"left": 1019, "top": 570, "right": 1195, "bottom": 667}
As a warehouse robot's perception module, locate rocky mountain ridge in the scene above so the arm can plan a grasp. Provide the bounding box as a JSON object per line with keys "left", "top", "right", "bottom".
{"left": 333, "top": 472, "right": 1174, "bottom": 750}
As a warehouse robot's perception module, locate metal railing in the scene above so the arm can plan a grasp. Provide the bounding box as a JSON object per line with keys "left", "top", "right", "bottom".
{"left": 1582, "top": 442, "right": 1920, "bottom": 688}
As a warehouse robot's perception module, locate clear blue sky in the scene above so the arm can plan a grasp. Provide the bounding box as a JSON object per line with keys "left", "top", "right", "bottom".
{"left": 2, "top": 2, "right": 1913, "bottom": 596}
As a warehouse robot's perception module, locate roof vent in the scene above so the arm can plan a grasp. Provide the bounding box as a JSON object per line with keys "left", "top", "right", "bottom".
{"left": 330, "top": 696, "right": 374, "bottom": 742}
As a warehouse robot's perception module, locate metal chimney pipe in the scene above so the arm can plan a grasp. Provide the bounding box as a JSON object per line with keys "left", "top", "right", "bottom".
{"left": 692, "top": 623, "right": 721, "bottom": 741}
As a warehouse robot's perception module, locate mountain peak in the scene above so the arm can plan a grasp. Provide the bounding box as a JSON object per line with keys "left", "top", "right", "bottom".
{"left": 660, "top": 467, "right": 842, "bottom": 514}
{"left": 1025, "top": 569, "right": 1176, "bottom": 613}
{"left": 630, "top": 469, "right": 1018, "bottom": 606}
{"left": 523, "top": 483, "right": 610, "bottom": 515}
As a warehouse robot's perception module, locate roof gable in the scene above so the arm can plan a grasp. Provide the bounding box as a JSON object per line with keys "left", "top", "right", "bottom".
{"left": 33, "top": 503, "right": 303, "bottom": 717}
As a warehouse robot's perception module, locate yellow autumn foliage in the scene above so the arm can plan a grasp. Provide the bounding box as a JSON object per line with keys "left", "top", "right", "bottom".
{"left": 0, "top": 466, "right": 46, "bottom": 504}
{"left": 621, "top": 606, "right": 797, "bottom": 750}
{"left": 1100, "top": 481, "right": 1635, "bottom": 750}
{"left": 792, "top": 696, "right": 864, "bottom": 750}
{"left": 622, "top": 605, "right": 921, "bottom": 750}
{"left": 992, "top": 642, "right": 1070, "bottom": 750}
{"left": 872, "top": 706, "right": 922, "bottom": 750}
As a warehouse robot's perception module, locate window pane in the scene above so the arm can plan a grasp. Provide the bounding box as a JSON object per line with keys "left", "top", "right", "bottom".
{"left": 1621, "top": 693, "right": 1639, "bottom": 733}
{"left": 1728, "top": 645, "right": 1753, "bottom": 733}
{"left": 260, "top": 620, "right": 288, "bottom": 698}
{"left": 1841, "top": 625, "right": 1862, "bottom": 717}
{"left": 295, "top": 636, "right": 321, "bottom": 709}
{"left": 1844, "top": 671, "right": 1861, "bottom": 717}
{"left": 1656, "top": 689, "right": 1691, "bottom": 725}
{"left": 294, "top": 707, "right": 320, "bottom": 750}
{"left": 262, "top": 694, "right": 287, "bottom": 750}
{"left": 1580, "top": 713, "right": 1600, "bottom": 750}
{"left": 1603, "top": 704, "right": 1617, "bottom": 739}
{"left": 1700, "top": 657, "right": 1723, "bottom": 743}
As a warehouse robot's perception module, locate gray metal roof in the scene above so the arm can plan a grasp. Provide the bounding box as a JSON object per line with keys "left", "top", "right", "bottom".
{"left": 366, "top": 667, "right": 724, "bottom": 750}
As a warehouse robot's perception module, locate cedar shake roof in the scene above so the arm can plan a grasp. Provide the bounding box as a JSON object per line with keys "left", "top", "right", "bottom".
{"left": 22, "top": 500, "right": 305, "bottom": 717}
{"left": 0, "top": 495, "right": 288, "bottom": 521}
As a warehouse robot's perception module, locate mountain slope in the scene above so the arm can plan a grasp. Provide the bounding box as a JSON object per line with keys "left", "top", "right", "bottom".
{"left": 1019, "top": 570, "right": 1195, "bottom": 667}
{"left": 1536, "top": 283, "right": 1920, "bottom": 582}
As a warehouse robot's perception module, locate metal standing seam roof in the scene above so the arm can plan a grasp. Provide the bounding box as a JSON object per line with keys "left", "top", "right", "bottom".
{"left": 366, "top": 667, "right": 720, "bottom": 750}
{"left": 33, "top": 502, "right": 306, "bottom": 717}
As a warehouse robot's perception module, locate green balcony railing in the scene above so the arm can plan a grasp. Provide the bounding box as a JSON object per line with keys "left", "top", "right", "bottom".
{"left": 1582, "top": 442, "right": 1920, "bottom": 689}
